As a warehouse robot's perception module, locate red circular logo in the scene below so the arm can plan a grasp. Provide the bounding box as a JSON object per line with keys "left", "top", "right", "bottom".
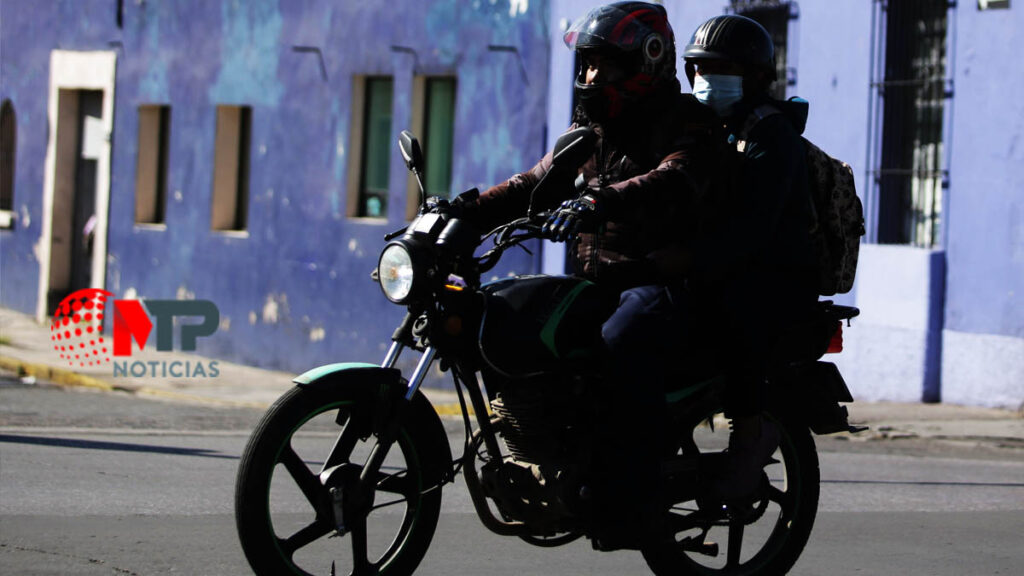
{"left": 51, "top": 289, "right": 114, "bottom": 368}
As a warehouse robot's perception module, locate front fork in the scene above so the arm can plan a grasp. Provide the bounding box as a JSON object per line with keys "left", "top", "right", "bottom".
{"left": 335, "top": 342, "right": 436, "bottom": 526}
{"left": 379, "top": 341, "right": 519, "bottom": 538}
{"left": 380, "top": 341, "right": 436, "bottom": 401}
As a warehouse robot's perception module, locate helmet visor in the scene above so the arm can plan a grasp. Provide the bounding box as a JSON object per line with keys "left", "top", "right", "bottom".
{"left": 563, "top": 4, "right": 663, "bottom": 53}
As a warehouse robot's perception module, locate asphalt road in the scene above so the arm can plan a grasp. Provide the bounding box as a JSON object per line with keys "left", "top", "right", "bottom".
{"left": 1, "top": 376, "right": 1022, "bottom": 575}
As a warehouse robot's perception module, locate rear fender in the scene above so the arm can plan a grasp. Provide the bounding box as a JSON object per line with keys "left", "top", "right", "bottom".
{"left": 772, "top": 361, "right": 858, "bottom": 435}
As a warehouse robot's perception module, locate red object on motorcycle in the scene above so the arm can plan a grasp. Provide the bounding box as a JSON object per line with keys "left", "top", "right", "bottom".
{"left": 826, "top": 321, "right": 843, "bottom": 353}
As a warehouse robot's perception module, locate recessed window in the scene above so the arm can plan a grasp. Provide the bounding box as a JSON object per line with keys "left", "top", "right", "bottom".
{"left": 347, "top": 77, "right": 393, "bottom": 219}
{"left": 424, "top": 78, "right": 456, "bottom": 198}
{"left": 0, "top": 99, "right": 15, "bottom": 228}
{"left": 978, "top": 0, "right": 1010, "bottom": 9}
{"left": 407, "top": 77, "right": 456, "bottom": 219}
{"left": 211, "top": 105, "right": 251, "bottom": 231}
{"left": 135, "top": 105, "right": 170, "bottom": 225}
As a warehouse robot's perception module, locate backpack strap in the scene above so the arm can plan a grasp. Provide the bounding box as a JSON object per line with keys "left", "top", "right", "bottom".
{"left": 735, "top": 103, "right": 783, "bottom": 152}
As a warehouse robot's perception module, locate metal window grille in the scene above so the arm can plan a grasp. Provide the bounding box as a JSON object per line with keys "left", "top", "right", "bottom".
{"left": 731, "top": 0, "right": 798, "bottom": 100}
{"left": 868, "top": 0, "right": 953, "bottom": 247}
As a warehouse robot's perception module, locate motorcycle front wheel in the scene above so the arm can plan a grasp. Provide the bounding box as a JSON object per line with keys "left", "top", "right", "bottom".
{"left": 643, "top": 415, "right": 820, "bottom": 576}
{"left": 235, "top": 381, "right": 449, "bottom": 576}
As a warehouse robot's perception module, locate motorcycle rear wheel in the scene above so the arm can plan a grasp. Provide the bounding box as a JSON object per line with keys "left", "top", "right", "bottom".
{"left": 642, "top": 416, "right": 820, "bottom": 576}
{"left": 235, "top": 383, "right": 448, "bottom": 576}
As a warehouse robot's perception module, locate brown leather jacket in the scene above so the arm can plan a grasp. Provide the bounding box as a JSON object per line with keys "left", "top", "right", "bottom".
{"left": 467, "top": 92, "right": 720, "bottom": 291}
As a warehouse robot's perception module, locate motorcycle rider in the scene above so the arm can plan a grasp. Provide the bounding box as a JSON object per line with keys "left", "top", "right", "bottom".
{"left": 682, "top": 14, "right": 820, "bottom": 500}
{"left": 462, "top": 1, "right": 720, "bottom": 550}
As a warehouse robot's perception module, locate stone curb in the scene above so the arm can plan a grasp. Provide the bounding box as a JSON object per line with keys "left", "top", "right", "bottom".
{"left": 0, "top": 354, "right": 473, "bottom": 415}
{"left": 1, "top": 355, "right": 121, "bottom": 393}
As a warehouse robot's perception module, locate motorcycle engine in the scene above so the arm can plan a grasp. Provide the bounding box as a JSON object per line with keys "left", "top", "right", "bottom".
{"left": 481, "top": 374, "right": 598, "bottom": 527}
{"left": 490, "top": 375, "right": 591, "bottom": 466}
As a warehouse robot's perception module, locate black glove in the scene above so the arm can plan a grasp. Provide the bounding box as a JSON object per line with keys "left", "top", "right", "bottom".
{"left": 542, "top": 193, "right": 603, "bottom": 243}
{"left": 447, "top": 188, "right": 480, "bottom": 220}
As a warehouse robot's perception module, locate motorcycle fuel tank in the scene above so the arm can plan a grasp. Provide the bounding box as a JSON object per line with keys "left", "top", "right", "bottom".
{"left": 478, "top": 275, "right": 615, "bottom": 377}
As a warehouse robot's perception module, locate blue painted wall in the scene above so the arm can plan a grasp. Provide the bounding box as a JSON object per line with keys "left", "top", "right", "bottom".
{"left": 3, "top": 1, "right": 1021, "bottom": 406}
{"left": 946, "top": 5, "right": 1024, "bottom": 339}
{"left": 940, "top": 4, "right": 1024, "bottom": 406}
{"left": 1, "top": 0, "right": 550, "bottom": 380}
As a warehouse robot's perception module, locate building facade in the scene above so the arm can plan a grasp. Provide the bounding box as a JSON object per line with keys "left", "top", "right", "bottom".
{"left": 2, "top": 0, "right": 1021, "bottom": 407}
{"left": 0, "top": 0, "right": 549, "bottom": 378}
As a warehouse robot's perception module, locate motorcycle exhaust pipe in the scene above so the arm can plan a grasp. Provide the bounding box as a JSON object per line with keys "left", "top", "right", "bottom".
{"left": 462, "top": 434, "right": 531, "bottom": 537}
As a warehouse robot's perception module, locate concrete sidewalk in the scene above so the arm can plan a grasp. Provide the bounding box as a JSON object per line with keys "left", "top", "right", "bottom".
{"left": 1, "top": 306, "right": 467, "bottom": 412}
{"left": 2, "top": 306, "right": 1021, "bottom": 445}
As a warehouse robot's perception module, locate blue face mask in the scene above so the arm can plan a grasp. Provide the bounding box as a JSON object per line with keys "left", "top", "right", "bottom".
{"left": 692, "top": 73, "right": 744, "bottom": 117}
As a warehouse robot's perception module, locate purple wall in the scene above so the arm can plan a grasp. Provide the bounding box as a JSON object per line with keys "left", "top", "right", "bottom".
{"left": 0, "top": 0, "right": 551, "bottom": 379}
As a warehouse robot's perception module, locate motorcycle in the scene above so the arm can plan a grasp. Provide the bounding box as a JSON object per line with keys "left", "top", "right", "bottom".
{"left": 235, "top": 128, "right": 863, "bottom": 575}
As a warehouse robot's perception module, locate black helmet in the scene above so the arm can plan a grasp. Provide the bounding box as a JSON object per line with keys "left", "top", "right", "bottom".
{"left": 682, "top": 14, "right": 776, "bottom": 86}
{"left": 563, "top": 2, "right": 676, "bottom": 121}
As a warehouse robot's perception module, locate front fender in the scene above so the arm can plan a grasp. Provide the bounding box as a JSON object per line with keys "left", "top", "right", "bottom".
{"left": 290, "top": 361, "right": 454, "bottom": 483}
{"left": 293, "top": 362, "right": 400, "bottom": 388}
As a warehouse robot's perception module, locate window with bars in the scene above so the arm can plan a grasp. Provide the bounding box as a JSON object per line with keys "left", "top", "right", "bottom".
{"left": 869, "top": 0, "right": 952, "bottom": 247}
{"left": 731, "top": 0, "right": 795, "bottom": 100}
{"left": 977, "top": 0, "right": 1009, "bottom": 9}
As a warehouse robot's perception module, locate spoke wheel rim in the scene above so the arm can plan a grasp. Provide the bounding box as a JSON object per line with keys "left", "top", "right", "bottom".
{"left": 659, "top": 417, "right": 806, "bottom": 575}
{"left": 267, "top": 402, "right": 424, "bottom": 576}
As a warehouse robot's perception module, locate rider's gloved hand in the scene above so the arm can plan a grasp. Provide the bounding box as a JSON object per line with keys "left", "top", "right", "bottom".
{"left": 425, "top": 196, "right": 450, "bottom": 214}
{"left": 447, "top": 188, "right": 480, "bottom": 220}
{"left": 542, "top": 193, "right": 604, "bottom": 243}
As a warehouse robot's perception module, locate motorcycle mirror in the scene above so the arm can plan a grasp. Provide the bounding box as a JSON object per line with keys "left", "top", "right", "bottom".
{"left": 525, "top": 127, "right": 596, "bottom": 218}
{"left": 399, "top": 131, "right": 428, "bottom": 209}
{"left": 399, "top": 131, "right": 424, "bottom": 173}
{"left": 550, "top": 127, "right": 597, "bottom": 171}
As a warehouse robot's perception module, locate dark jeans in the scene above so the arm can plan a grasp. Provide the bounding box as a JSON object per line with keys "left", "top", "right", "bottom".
{"left": 594, "top": 284, "right": 681, "bottom": 534}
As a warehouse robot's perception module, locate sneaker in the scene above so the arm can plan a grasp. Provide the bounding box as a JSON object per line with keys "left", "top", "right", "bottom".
{"left": 703, "top": 414, "right": 780, "bottom": 501}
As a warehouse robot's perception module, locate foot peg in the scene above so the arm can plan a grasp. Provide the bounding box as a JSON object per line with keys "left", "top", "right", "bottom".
{"left": 680, "top": 536, "right": 719, "bottom": 557}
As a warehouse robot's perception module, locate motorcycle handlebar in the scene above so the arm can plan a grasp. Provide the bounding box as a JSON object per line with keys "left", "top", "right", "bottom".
{"left": 384, "top": 227, "right": 408, "bottom": 241}
{"left": 476, "top": 213, "right": 550, "bottom": 275}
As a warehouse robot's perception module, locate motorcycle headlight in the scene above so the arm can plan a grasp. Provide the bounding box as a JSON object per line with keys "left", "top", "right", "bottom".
{"left": 378, "top": 243, "right": 416, "bottom": 303}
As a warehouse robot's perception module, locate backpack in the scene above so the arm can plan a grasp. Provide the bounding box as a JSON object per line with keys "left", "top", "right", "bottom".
{"left": 802, "top": 138, "right": 865, "bottom": 295}
{"left": 739, "top": 104, "right": 866, "bottom": 296}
